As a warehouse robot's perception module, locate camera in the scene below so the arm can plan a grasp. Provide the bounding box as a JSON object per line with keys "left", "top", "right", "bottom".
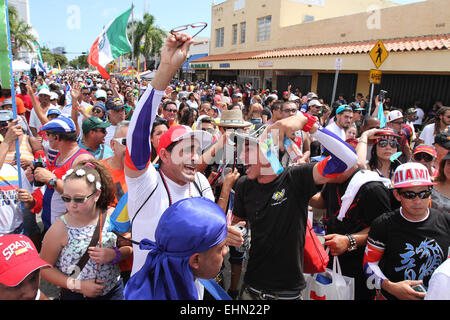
{"left": 379, "top": 90, "right": 388, "bottom": 101}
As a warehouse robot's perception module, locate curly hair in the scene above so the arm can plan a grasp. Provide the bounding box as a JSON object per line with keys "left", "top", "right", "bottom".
{"left": 63, "top": 159, "right": 116, "bottom": 211}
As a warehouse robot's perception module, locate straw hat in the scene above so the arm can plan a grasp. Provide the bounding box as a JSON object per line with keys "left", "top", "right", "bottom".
{"left": 217, "top": 110, "right": 251, "bottom": 128}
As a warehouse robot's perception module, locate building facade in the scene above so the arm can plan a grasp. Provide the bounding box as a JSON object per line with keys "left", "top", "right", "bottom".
{"left": 192, "top": 0, "right": 450, "bottom": 110}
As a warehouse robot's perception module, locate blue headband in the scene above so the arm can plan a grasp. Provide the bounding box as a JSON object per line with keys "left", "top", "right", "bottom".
{"left": 124, "top": 197, "right": 227, "bottom": 300}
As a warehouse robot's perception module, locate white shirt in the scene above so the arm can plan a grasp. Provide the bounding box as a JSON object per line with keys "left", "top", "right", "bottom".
{"left": 126, "top": 166, "right": 214, "bottom": 277}
{"left": 414, "top": 108, "right": 425, "bottom": 125}
{"left": 326, "top": 121, "right": 346, "bottom": 141}
{"left": 419, "top": 123, "right": 435, "bottom": 145}
{"left": 425, "top": 259, "right": 450, "bottom": 300}
{"left": 186, "top": 100, "right": 198, "bottom": 109}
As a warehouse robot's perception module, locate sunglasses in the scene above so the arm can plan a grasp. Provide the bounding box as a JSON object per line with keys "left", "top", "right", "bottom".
{"left": 94, "top": 128, "right": 107, "bottom": 134}
{"left": 391, "top": 121, "right": 403, "bottom": 125}
{"left": 61, "top": 190, "right": 96, "bottom": 204}
{"left": 398, "top": 189, "right": 432, "bottom": 200}
{"left": 413, "top": 153, "right": 434, "bottom": 162}
{"left": 112, "top": 137, "right": 126, "bottom": 146}
{"left": 378, "top": 139, "right": 398, "bottom": 148}
{"left": 170, "top": 22, "right": 207, "bottom": 39}
{"left": 165, "top": 109, "right": 177, "bottom": 113}
{"left": 93, "top": 108, "right": 104, "bottom": 114}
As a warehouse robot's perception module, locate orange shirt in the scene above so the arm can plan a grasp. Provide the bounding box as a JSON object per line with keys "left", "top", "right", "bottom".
{"left": 100, "top": 157, "right": 132, "bottom": 272}
{"left": 0, "top": 96, "right": 26, "bottom": 114}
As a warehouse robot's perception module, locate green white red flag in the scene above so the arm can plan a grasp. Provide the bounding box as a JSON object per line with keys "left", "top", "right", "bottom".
{"left": 87, "top": 7, "right": 132, "bottom": 79}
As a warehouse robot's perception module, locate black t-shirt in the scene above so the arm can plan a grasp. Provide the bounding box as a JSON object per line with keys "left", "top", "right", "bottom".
{"left": 262, "top": 107, "right": 272, "bottom": 121}
{"left": 322, "top": 172, "right": 392, "bottom": 237}
{"left": 321, "top": 171, "right": 392, "bottom": 299}
{"left": 233, "top": 163, "right": 318, "bottom": 291}
{"left": 369, "top": 208, "right": 450, "bottom": 300}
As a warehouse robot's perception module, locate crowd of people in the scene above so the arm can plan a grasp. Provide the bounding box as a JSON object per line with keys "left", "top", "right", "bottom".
{"left": 0, "top": 31, "right": 449, "bottom": 301}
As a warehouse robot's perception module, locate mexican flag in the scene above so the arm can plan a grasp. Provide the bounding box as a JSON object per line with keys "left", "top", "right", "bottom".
{"left": 0, "top": 0, "right": 12, "bottom": 88}
{"left": 87, "top": 7, "right": 132, "bottom": 79}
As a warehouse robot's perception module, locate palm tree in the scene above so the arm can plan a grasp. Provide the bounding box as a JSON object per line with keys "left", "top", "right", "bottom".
{"left": 128, "top": 13, "right": 166, "bottom": 70}
{"left": 8, "top": 5, "right": 37, "bottom": 59}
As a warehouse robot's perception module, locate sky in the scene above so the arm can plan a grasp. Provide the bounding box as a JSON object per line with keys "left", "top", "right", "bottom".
{"left": 28, "top": 0, "right": 425, "bottom": 61}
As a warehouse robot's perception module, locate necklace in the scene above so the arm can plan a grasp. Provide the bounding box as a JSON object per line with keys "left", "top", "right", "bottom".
{"left": 159, "top": 169, "right": 191, "bottom": 206}
{"left": 56, "top": 146, "right": 80, "bottom": 166}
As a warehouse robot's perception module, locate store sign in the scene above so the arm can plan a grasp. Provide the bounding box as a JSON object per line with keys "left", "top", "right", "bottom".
{"left": 220, "top": 63, "right": 231, "bottom": 68}
{"left": 258, "top": 60, "right": 274, "bottom": 68}
{"left": 190, "top": 63, "right": 211, "bottom": 69}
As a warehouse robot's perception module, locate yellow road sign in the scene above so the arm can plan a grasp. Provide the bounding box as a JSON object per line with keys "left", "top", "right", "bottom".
{"left": 369, "top": 40, "right": 389, "bottom": 69}
{"left": 369, "top": 69, "right": 382, "bottom": 84}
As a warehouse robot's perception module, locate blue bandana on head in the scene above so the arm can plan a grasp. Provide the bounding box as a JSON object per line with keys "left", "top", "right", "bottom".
{"left": 124, "top": 197, "right": 227, "bottom": 300}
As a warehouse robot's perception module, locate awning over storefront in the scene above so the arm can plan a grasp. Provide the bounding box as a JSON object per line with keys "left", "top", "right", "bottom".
{"left": 182, "top": 53, "right": 208, "bottom": 71}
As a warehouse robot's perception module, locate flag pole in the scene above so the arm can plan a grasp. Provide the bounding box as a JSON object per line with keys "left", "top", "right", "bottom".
{"left": 131, "top": 3, "right": 135, "bottom": 81}
{"left": 4, "top": 0, "right": 23, "bottom": 206}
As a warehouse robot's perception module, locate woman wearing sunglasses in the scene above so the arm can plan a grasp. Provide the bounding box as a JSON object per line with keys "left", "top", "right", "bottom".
{"left": 357, "top": 128, "right": 401, "bottom": 184}
{"left": 36, "top": 160, "right": 130, "bottom": 300}
{"left": 89, "top": 102, "right": 107, "bottom": 122}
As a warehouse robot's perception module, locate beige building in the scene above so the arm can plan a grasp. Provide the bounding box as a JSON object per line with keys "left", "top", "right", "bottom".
{"left": 192, "top": 0, "right": 450, "bottom": 109}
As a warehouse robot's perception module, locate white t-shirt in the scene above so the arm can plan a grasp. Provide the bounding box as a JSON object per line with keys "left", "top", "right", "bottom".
{"left": 425, "top": 259, "right": 450, "bottom": 300}
{"left": 186, "top": 100, "right": 198, "bottom": 109}
{"left": 419, "top": 123, "right": 435, "bottom": 145}
{"left": 0, "top": 164, "right": 33, "bottom": 234}
{"left": 29, "top": 107, "right": 45, "bottom": 131}
{"left": 326, "top": 121, "right": 346, "bottom": 141}
{"left": 414, "top": 108, "right": 425, "bottom": 125}
{"left": 126, "top": 166, "right": 214, "bottom": 277}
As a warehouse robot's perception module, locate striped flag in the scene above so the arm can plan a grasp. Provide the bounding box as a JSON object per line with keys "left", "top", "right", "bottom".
{"left": 107, "top": 192, "right": 131, "bottom": 233}
{"left": 87, "top": 7, "right": 132, "bottom": 79}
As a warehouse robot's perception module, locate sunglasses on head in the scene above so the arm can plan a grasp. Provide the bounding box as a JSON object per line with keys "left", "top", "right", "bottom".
{"left": 413, "top": 153, "right": 434, "bottom": 162}
{"left": 61, "top": 190, "right": 96, "bottom": 203}
{"left": 378, "top": 139, "right": 398, "bottom": 148}
{"left": 398, "top": 189, "right": 432, "bottom": 200}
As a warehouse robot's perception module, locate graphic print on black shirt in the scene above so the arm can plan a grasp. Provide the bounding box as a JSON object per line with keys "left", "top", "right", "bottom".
{"left": 233, "top": 163, "right": 318, "bottom": 291}
{"left": 368, "top": 208, "right": 450, "bottom": 300}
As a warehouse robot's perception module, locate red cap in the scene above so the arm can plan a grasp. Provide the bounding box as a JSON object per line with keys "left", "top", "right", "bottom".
{"left": 0, "top": 235, "right": 52, "bottom": 287}
{"left": 156, "top": 125, "right": 213, "bottom": 156}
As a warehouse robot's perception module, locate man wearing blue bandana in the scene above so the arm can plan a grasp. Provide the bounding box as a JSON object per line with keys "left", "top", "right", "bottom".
{"left": 124, "top": 197, "right": 228, "bottom": 300}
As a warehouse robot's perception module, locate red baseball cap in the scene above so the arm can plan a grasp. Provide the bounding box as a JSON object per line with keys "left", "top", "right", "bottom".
{"left": 0, "top": 235, "right": 51, "bottom": 287}
{"left": 156, "top": 125, "right": 213, "bottom": 156}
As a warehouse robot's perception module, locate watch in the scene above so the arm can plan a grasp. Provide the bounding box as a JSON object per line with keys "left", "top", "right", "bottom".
{"left": 48, "top": 177, "right": 58, "bottom": 188}
{"left": 346, "top": 234, "right": 357, "bottom": 252}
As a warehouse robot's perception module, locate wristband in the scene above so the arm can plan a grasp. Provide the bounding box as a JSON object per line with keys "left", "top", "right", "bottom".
{"left": 346, "top": 234, "right": 357, "bottom": 252}
{"left": 301, "top": 112, "right": 318, "bottom": 133}
{"left": 109, "top": 246, "right": 121, "bottom": 265}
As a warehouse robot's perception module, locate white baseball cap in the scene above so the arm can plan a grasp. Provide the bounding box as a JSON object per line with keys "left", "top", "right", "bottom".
{"left": 386, "top": 110, "right": 403, "bottom": 123}
{"left": 393, "top": 162, "right": 436, "bottom": 189}
{"left": 38, "top": 88, "right": 51, "bottom": 97}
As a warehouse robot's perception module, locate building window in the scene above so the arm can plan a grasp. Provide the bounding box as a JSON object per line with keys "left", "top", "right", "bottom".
{"left": 232, "top": 24, "right": 238, "bottom": 45}
{"left": 240, "top": 22, "right": 246, "bottom": 44}
{"left": 257, "top": 16, "right": 271, "bottom": 42}
{"left": 216, "top": 28, "right": 224, "bottom": 47}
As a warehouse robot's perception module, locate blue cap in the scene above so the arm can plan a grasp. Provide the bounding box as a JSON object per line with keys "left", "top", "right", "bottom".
{"left": 336, "top": 105, "right": 353, "bottom": 114}
{"left": 46, "top": 107, "right": 62, "bottom": 117}
{"left": 40, "top": 116, "right": 75, "bottom": 133}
